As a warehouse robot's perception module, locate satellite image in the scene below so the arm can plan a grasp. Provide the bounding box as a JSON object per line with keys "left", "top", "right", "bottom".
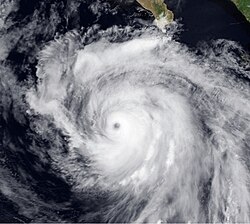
{"left": 0, "top": 0, "right": 250, "bottom": 223}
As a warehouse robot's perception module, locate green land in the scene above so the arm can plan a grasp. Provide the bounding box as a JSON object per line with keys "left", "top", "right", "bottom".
{"left": 136, "top": 0, "right": 174, "bottom": 23}
{"left": 232, "top": 0, "right": 250, "bottom": 22}
{"left": 136, "top": 0, "right": 250, "bottom": 24}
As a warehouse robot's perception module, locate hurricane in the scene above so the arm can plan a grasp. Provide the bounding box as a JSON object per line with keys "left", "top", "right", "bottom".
{"left": 0, "top": 0, "right": 250, "bottom": 223}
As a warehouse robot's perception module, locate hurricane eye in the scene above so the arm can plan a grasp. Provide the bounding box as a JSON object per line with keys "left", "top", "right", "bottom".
{"left": 113, "top": 122, "right": 120, "bottom": 129}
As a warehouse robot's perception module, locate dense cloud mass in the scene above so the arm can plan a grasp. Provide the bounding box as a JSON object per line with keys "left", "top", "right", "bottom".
{"left": 0, "top": 0, "right": 250, "bottom": 223}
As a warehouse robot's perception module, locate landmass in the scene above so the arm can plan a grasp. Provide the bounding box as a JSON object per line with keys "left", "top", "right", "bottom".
{"left": 232, "top": 0, "right": 250, "bottom": 22}
{"left": 136, "top": 0, "right": 250, "bottom": 27}
{"left": 136, "top": 0, "right": 174, "bottom": 31}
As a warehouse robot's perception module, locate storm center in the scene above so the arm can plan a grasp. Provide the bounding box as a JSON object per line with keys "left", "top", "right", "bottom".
{"left": 113, "top": 122, "right": 121, "bottom": 129}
